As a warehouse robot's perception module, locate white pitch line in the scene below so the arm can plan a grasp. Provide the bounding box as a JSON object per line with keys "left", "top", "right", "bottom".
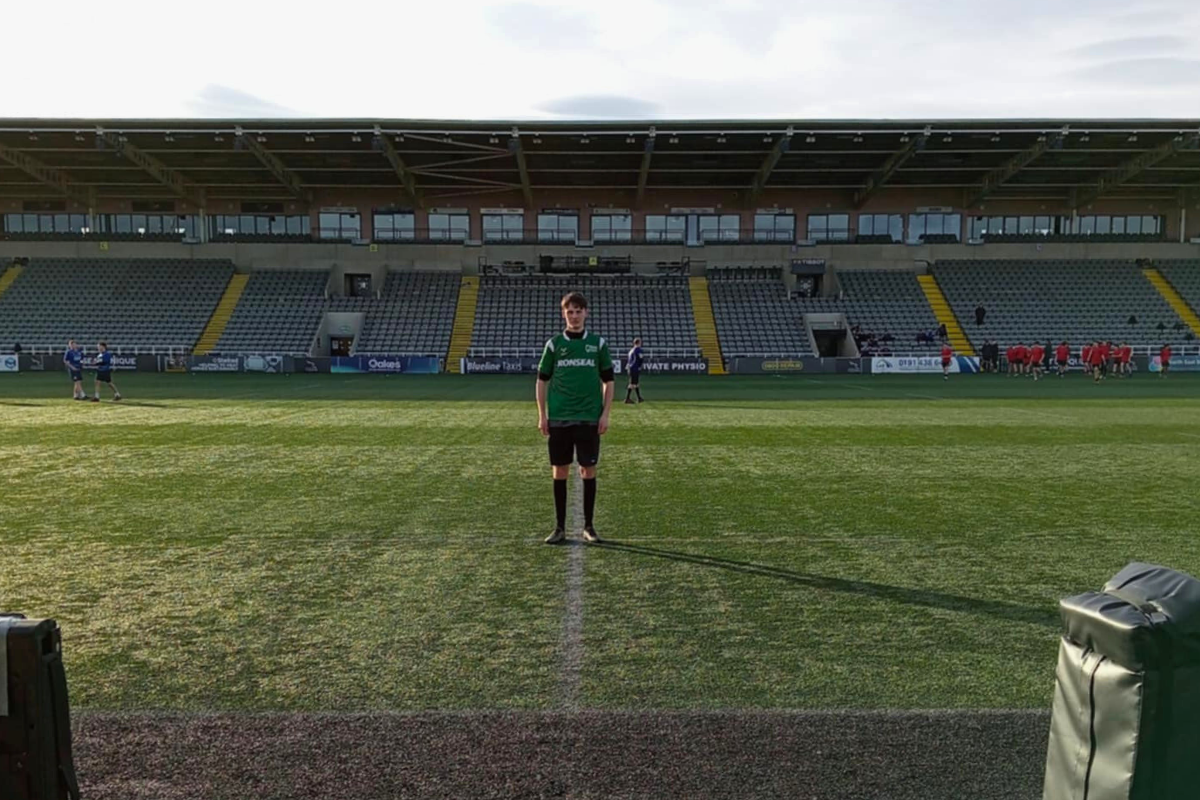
{"left": 560, "top": 471, "right": 586, "bottom": 711}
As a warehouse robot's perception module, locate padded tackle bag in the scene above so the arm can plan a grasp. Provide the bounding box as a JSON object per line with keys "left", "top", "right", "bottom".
{"left": 0, "top": 614, "right": 80, "bottom": 800}
{"left": 1043, "top": 563, "right": 1200, "bottom": 800}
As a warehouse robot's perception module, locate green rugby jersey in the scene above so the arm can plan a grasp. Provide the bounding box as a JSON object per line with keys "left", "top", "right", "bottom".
{"left": 538, "top": 330, "right": 613, "bottom": 423}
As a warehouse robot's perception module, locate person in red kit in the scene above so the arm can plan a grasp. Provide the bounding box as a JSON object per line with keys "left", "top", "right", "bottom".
{"left": 1028, "top": 342, "right": 1045, "bottom": 381}
{"left": 1081, "top": 342, "right": 1093, "bottom": 378}
{"left": 1013, "top": 341, "right": 1028, "bottom": 377}
{"left": 1055, "top": 341, "right": 1071, "bottom": 378}
{"left": 1117, "top": 342, "right": 1132, "bottom": 377}
{"left": 1160, "top": 343, "right": 1172, "bottom": 378}
{"left": 1006, "top": 343, "right": 1017, "bottom": 376}
{"left": 1099, "top": 340, "right": 1113, "bottom": 379}
{"left": 1089, "top": 341, "right": 1106, "bottom": 383}
{"left": 941, "top": 342, "right": 953, "bottom": 380}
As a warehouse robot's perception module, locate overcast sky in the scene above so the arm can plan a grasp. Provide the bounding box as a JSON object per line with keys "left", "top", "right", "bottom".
{"left": 5, "top": 0, "right": 1200, "bottom": 120}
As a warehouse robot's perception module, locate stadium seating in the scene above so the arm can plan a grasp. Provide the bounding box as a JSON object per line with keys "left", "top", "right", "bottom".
{"left": 470, "top": 275, "right": 698, "bottom": 353}
{"left": 1155, "top": 260, "right": 1200, "bottom": 316}
{"left": 216, "top": 270, "right": 330, "bottom": 354}
{"left": 214, "top": 269, "right": 461, "bottom": 355}
{"left": 933, "top": 259, "right": 1193, "bottom": 349}
{"left": 826, "top": 270, "right": 944, "bottom": 354}
{"left": 354, "top": 271, "right": 460, "bottom": 354}
{"left": 708, "top": 268, "right": 815, "bottom": 356}
{"left": 0, "top": 258, "right": 233, "bottom": 351}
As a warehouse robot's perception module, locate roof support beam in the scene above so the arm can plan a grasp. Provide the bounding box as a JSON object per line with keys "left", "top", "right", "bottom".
{"left": 372, "top": 126, "right": 422, "bottom": 207}
{"left": 747, "top": 127, "right": 792, "bottom": 207}
{"left": 965, "top": 129, "right": 1066, "bottom": 208}
{"left": 95, "top": 128, "right": 205, "bottom": 208}
{"left": 635, "top": 127, "right": 656, "bottom": 209}
{"left": 853, "top": 130, "right": 928, "bottom": 209}
{"left": 1073, "top": 132, "right": 1200, "bottom": 208}
{"left": 235, "top": 127, "right": 309, "bottom": 201}
{"left": 0, "top": 143, "right": 94, "bottom": 206}
{"left": 508, "top": 128, "right": 534, "bottom": 207}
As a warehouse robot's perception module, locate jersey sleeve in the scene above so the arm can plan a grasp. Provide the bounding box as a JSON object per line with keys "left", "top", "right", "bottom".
{"left": 598, "top": 338, "right": 614, "bottom": 374}
{"left": 537, "top": 338, "right": 556, "bottom": 377}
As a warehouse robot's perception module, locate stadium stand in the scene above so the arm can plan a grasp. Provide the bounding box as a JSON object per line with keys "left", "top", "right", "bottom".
{"left": 708, "top": 267, "right": 815, "bottom": 356}
{"left": 354, "top": 271, "right": 460, "bottom": 354}
{"left": 709, "top": 268, "right": 948, "bottom": 357}
{"left": 215, "top": 270, "right": 330, "bottom": 354}
{"left": 833, "top": 270, "right": 945, "bottom": 354}
{"left": 1154, "top": 260, "right": 1200, "bottom": 316}
{"left": 933, "top": 260, "right": 1194, "bottom": 349}
{"left": 470, "top": 275, "right": 698, "bottom": 354}
{"left": 213, "top": 269, "right": 460, "bottom": 356}
{"left": 0, "top": 258, "right": 233, "bottom": 352}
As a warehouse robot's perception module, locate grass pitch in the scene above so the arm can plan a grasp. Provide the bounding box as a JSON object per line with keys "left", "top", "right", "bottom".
{"left": 2, "top": 372, "right": 1198, "bottom": 712}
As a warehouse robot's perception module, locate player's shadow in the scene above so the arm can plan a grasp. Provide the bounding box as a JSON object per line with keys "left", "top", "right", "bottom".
{"left": 0, "top": 401, "right": 43, "bottom": 407}
{"left": 594, "top": 541, "right": 1058, "bottom": 629}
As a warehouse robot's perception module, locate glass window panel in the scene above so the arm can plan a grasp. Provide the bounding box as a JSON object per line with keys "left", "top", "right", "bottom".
{"left": 1019, "top": 216, "right": 1033, "bottom": 234}
{"left": 829, "top": 214, "right": 849, "bottom": 239}
{"left": 286, "top": 216, "right": 301, "bottom": 235}
{"left": 907, "top": 214, "right": 925, "bottom": 242}
{"left": 808, "top": 215, "right": 827, "bottom": 239}
{"left": 1080, "top": 216, "right": 1096, "bottom": 234}
{"left": 1111, "top": 216, "right": 1125, "bottom": 234}
{"left": 1144, "top": 215, "right": 1158, "bottom": 234}
{"left": 114, "top": 215, "right": 131, "bottom": 233}
{"left": 53, "top": 214, "right": 68, "bottom": 231}
{"left": 6, "top": 214, "right": 21, "bottom": 233}
{"left": 1095, "top": 216, "right": 1111, "bottom": 234}
{"left": 146, "top": 216, "right": 163, "bottom": 233}
{"left": 271, "top": 216, "right": 286, "bottom": 235}
{"left": 1126, "top": 215, "right": 1141, "bottom": 234}
{"left": 342, "top": 213, "right": 360, "bottom": 238}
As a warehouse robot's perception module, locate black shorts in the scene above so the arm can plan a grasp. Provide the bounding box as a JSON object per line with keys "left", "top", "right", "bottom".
{"left": 548, "top": 424, "right": 600, "bottom": 467}
{"left": 68, "top": 369, "right": 82, "bottom": 382}
{"left": 96, "top": 371, "right": 113, "bottom": 383}
{"left": 1057, "top": 358, "right": 1068, "bottom": 367}
{"left": 628, "top": 368, "right": 640, "bottom": 384}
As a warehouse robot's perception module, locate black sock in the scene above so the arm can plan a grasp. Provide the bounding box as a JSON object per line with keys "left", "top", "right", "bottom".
{"left": 583, "top": 478, "right": 596, "bottom": 527}
{"left": 635, "top": 387, "right": 643, "bottom": 401}
{"left": 553, "top": 479, "right": 567, "bottom": 529}
{"left": 624, "top": 387, "right": 632, "bottom": 401}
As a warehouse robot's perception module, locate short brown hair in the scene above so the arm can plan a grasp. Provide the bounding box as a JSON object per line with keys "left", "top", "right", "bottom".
{"left": 98, "top": 341, "right": 107, "bottom": 348}
{"left": 561, "top": 291, "right": 587, "bottom": 309}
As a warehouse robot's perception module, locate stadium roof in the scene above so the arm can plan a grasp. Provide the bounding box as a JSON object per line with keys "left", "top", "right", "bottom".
{"left": 1, "top": 118, "right": 1198, "bottom": 207}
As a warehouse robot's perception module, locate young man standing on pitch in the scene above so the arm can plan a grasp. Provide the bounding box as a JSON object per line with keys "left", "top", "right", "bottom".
{"left": 940, "top": 341, "right": 953, "bottom": 380}
{"left": 63, "top": 339, "right": 85, "bottom": 400}
{"left": 1055, "top": 341, "right": 1070, "bottom": 378}
{"left": 91, "top": 341, "right": 122, "bottom": 402}
{"left": 1028, "top": 341, "right": 1044, "bottom": 381}
{"left": 624, "top": 337, "right": 643, "bottom": 404}
{"left": 537, "top": 291, "right": 615, "bottom": 544}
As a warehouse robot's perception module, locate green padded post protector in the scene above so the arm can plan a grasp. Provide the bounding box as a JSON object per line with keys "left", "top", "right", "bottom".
{"left": 1043, "top": 562, "right": 1200, "bottom": 800}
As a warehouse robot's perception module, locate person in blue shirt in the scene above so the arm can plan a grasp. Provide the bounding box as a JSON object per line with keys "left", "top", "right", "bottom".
{"left": 63, "top": 339, "right": 85, "bottom": 400}
{"left": 624, "top": 337, "right": 644, "bottom": 404}
{"left": 91, "top": 341, "right": 122, "bottom": 402}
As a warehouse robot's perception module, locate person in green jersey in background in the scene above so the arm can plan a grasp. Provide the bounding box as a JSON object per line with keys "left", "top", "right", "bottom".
{"left": 537, "top": 291, "right": 615, "bottom": 544}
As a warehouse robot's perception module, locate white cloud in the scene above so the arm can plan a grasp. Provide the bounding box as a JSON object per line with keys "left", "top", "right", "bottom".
{"left": 3, "top": 0, "right": 1200, "bottom": 119}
